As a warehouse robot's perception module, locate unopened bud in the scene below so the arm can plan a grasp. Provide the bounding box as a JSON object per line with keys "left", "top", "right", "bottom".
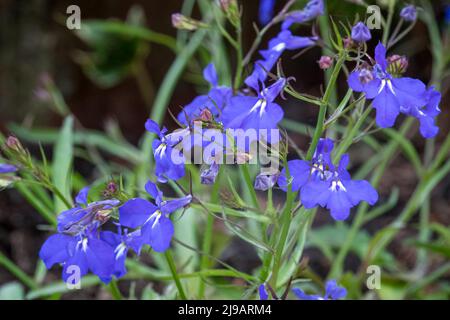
{"left": 387, "top": 54, "right": 408, "bottom": 75}
{"left": 198, "top": 108, "right": 214, "bottom": 122}
{"left": 219, "top": 0, "right": 240, "bottom": 27}
{"left": 317, "top": 56, "right": 333, "bottom": 69}
{"left": 103, "top": 181, "right": 118, "bottom": 198}
{"left": 171, "top": 13, "right": 207, "bottom": 31}
{"left": 5, "top": 136, "right": 23, "bottom": 153}
{"left": 343, "top": 36, "right": 355, "bottom": 49}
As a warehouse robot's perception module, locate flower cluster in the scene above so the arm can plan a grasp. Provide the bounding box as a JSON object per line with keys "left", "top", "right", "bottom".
{"left": 39, "top": 183, "right": 191, "bottom": 283}
{"left": 348, "top": 42, "right": 441, "bottom": 138}
{"left": 278, "top": 139, "right": 378, "bottom": 220}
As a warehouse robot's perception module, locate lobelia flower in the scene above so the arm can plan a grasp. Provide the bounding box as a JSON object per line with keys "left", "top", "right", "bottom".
{"left": 278, "top": 138, "right": 378, "bottom": 220}
{"left": 145, "top": 119, "right": 187, "bottom": 183}
{"left": 258, "top": 284, "right": 269, "bottom": 300}
{"left": 282, "top": 0, "right": 324, "bottom": 30}
{"left": 222, "top": 78, "right": 286, "bottom": 143}
{"left": 400, "top": 5, "right": 417, "bottom": 22}
{"left": 100, "top": 227, "right": 144, "bottom": 279}
{"left": 177, "top": 63, "right": 232, "bottom": 126}
{"left": 245, "top": 30, "right": 317, "bottom": 91}
{"left": 293, "top": 280, "right": 347, "bottom": 300}
{"left": 200, "top": 161, "right": 220, "bottom": 185}
{"left": 0, "top": 163, "right": 17, "bottom": 174}
{"left": 348, "top": 42, "right": 440, "bottom": 138}
{"left": 259, "top": 0, "right": 276, "bottom": 26}
{"left": 351, "top": 22, "right": 371, "bottom": 43}
{"left": 57, "top": 186, "right": 120, "bottom": 235}
{"left": 254, "top": 171, "right": 279, "bottom": 191}
{"left": 39, "top": 227, "right": 116, "bottom": 284}
{"left": 119, "top": 181, "right": 192, "bottom": 252}
{"left": 39, "top": 187, "right": 121, "bottom": 283}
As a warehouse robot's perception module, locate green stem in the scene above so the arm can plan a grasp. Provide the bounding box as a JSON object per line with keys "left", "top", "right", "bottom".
{"left": 233, "top": 23, "right": 243, "bottom": 91}
{"left": 108, "top": 280, "right": 122, "bottom": 300}
{"left": 240, "top": 164, "right": 260, "bottom": 210}
{"left": 382, "top": 0, "right": 395, "bottom": 46}
{"left": 165, "top": 250, "right": 187, "bottom": 300}
{"left": 0, "top": 251, "right": 38, "bottom": 290}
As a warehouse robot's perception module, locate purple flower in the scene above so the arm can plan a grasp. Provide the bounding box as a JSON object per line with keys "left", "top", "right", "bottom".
{"left": 177, "top": 64, "right": 232, "bottom": 126}
{"left": 245, "top": 30, "right": 317, "bottom": 91}
{"left": 282, "top": 0, "right": 324, "bottom": 30}
{"left": 254, "top": 172, "right": 279, "bottom": 191}
{"left": 39, "top": 230, "right": 116, "bottom": 284}
{"left": 119, "top": 181, "right": 192, "bottom": 252}
{"left": 222, "top": 78, "right": 286, "bottom": 142}
{"left": 0, "top": 163, "right": 17, "bottom": 174}
{"left": 57, "top": 187, "right": 120, "bottom": 235}
{"left": 100, "top": 227, "right": 144, "bottom": 278}
{"left": 259, "top": 0, "right": 276, "bottom": 25}
{"left": 293, "top": 280, "right": 347, "bottom": 300}
{"left": 200, "top": 162, "right": 220, "bottom": 185}
{"left": 351, "top": 22, "right": 371, "bottom": 43}
{"left": 146, "top": 119, "right": 187, "bottom": 183}
{"left": 259, "top": 284, "right": 269, "bottom": 300}
{"left": 400, "top": 5, "right": 417, "bottom": 22}
{"left": 279, "top": 139, "right": 378, "bottom": 220}
{"left": 348, "top": 42, "right": 439, "bottom": 138}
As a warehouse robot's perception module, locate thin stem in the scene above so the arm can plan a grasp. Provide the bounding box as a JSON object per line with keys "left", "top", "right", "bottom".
{"left": 108, "top": 280, "right": 123, "bottom": 300}
{"left": 165, "top": 250, "right": 187, "bottom": 300}
{"left": 240, "top": 164, "right": 260, "bottom": 210}
{"left": 0, "top": 251, "right": 38, "bottom": 290}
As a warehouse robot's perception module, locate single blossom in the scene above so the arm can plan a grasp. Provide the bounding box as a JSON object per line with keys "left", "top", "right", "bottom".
{"left": 254, "top": 172, "right": 279, "bottom": 191}
{"left": 222, "top": 78, "right": 286, "bottom": 143}
{"left": 293, "top": 280, "right": 347, "bottom": 300}
{"left": 177, "top": 63, "right": 232, "bottom": 126}
{"left": 145, "top": 119, "right": 187, "bottom": 183}
{"left": 282, "top": 0, "right": 324, "bottom": 30}
{"left": 119, "top": 181, "right": 192, "bottom": 252}
{"left": 39, "top": 229, "right": 116, "bottom": 284}
{"left": 351, "top": 22, "right": 371, "bottom": 43}
{"left": 57, "top": 186, "right": 119, "bottom": 235}
{"left": 348, "top": 42, "right": 440, "bottom": 138}
{"left": 101, "top": 227, "right": 144, "bottom": 279}
{"left": 400, "top": 5, "right": 417, "bottom": 22}
{"left": 245, "top": 30, "right": 317, "bottom": 91}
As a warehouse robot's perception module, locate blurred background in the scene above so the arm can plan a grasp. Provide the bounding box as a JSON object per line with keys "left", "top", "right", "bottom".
{"left": 0, "top": 0, "right": 449, "bottom": 299}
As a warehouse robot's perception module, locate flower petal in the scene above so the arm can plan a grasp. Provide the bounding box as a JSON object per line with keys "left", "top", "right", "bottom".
{"left": 119, "top": 198, "right": 157, "bottom": 229}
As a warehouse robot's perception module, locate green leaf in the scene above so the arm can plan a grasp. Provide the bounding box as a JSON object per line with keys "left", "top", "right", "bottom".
{"left": 52, "top": 116, "right": 74, "bottom": 212}
{"left": 0, "top": 282, "right": 25, "bottom": 300}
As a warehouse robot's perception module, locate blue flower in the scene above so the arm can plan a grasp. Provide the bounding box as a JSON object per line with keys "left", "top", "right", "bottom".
{"left": 177, "top": 63, "right": 232, "bottom": 126}
{"left": 200, "top": 161, "right": 220, "bottom": 185}
{"left": 254, "top": 171, "right": 279, "bottom": 191}
{"left": 293, "top": 280, "right": 347, "bottom": 300}
{"left": 400, "top": 5, "right": 417, "bottom": 22}
{"left": 119, "top": 181, "right": 192, "bottom": 252}
{"left": 282, "top": 0, "right": 324, "bottom": 30}
{"left": 348, "top": 42, "right": 439, "bottom": 137}
{"left": 351, "top": 22, "right": 371, "bottom": 43}
{"left": 259, "top": 0, "right": 276, "bottom": 25}
{"left": 259, "top": 284, "right": 269, "bottom": 300}
{"left": 39, "top": 229, "right": 116, "bottom": 284}
{"left": 222, "top": 78, "right": 286, "bottom": 142}
{"left": 0, "top": 163, "right": 17, "bottom": 174}
{"left": 101, "top": 227, "right": 144, "bottom": 279}
{"left": 145, "top": 119, "right": 187, "bottom": 183}
{"left": 57, "top": 187, "right": 120, "bottom": 235}
{"left": 245, "top": 30, "right": 317, "bottom": 91}
{"left": 279, "top": 139, "right": 378, "bottom": 220}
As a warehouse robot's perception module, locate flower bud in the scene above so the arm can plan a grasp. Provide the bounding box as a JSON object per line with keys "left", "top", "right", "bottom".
{"left": 219, "top": 0, "right": 240, "bottom": 27}
{"left": 387, "top": 54, "right": 408, "bottom": 76}
{"left": 254, "top": 172, "right": 279, "bottom": 191}
{"left": 351, "top": 22, "right": 371, "bottom": 43}
{"left": 317, "top": 56, "right": 333, "bottom": 69}
{"left": 400, "top": 5, "right": 417, "bottom": 22}
{"left": 198, "top": 108, "right": 214, "bottom": 122}
{"left": 171, "top": 13, "right": 206, "bottom": 31}
{"left": 343, "top": 36, "right": 355, "bottom": 49}
{"left": 5, "top": 136, "right": 23, "bottom": 153}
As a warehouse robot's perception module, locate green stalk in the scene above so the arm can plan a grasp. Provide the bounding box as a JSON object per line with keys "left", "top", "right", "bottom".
{"left": 240, "top": 164, "right": 260, "bottom": 210}
{"left": 165, "top": 250, "right": 187, "bottom": 300}
{"left": 107, "top": 280, "right": 122, "bottom": 300}
{"left": 198, "top": 167, "right": 222, "bottom": 298}
{"left": 0, "top": 251, "right": 38, "bottom": 290}
{"left": 382, "top": 0, "right": 396, "bottom": 46}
